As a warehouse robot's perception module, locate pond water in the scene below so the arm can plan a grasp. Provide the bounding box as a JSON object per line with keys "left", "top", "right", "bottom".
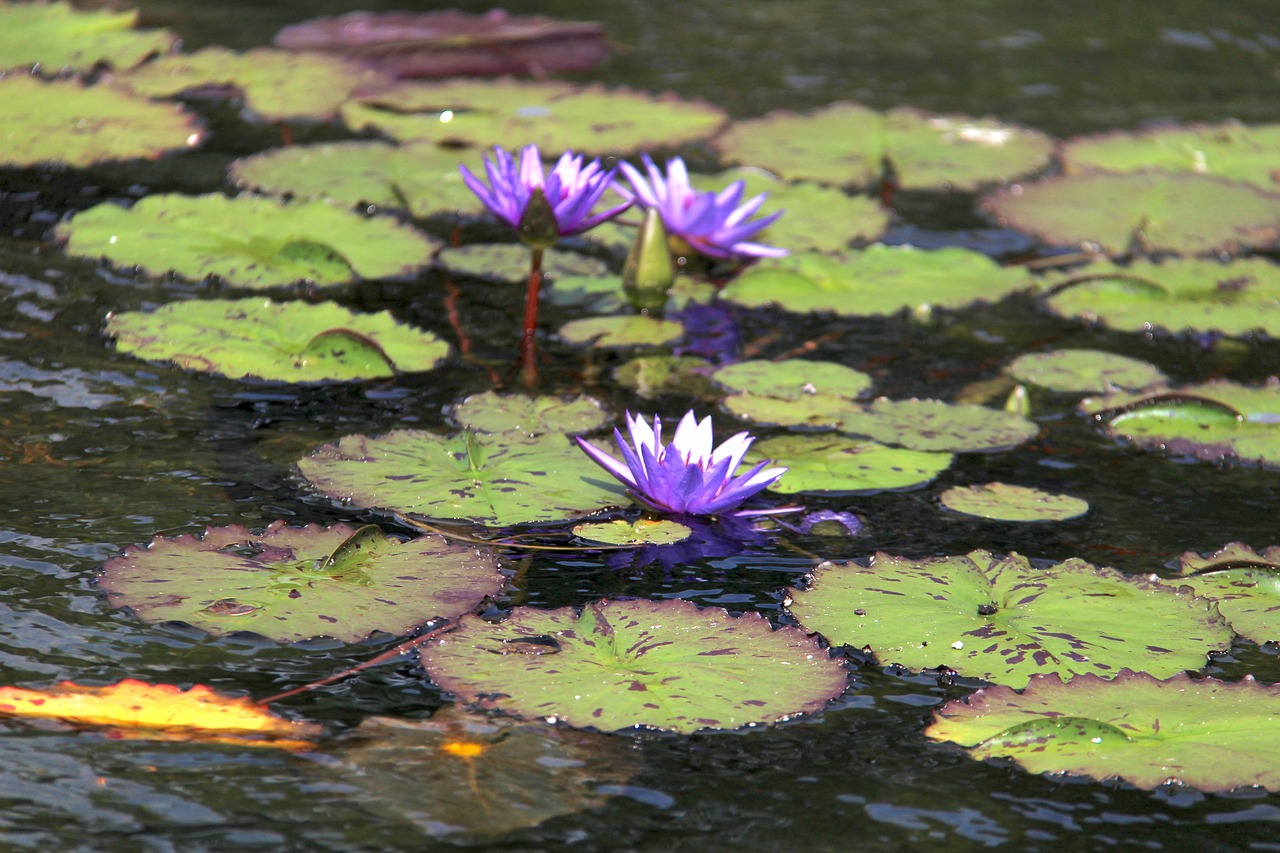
{"left": 4, "top": 0, "right": 1280, "bottom": 849}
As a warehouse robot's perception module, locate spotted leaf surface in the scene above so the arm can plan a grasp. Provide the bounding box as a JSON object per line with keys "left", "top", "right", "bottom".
{"left": 928, "top": 671, "right": 1280, "bottom": 792}
{"left": 1161, "top": 542, "right": 1280, "bottom": 644}
{"left": 787, "top": 550, "right": 1230, "bottom": 688}
{"left": 298, "top": 429, "right": 627, "bottom": 526}
{"left": 98, "top": 521, "right": 502, "bottom": 643}
{"left": 939, "top": 483, "right": 1089, "bottom": 522}
{"left": 748, "top": 434, "right": 952, "bottom": 493}
{"left": 1008, "top": 350, "right": 1167, "bottom": 394}
{"left": 837, "top": 398, "right": 1039, "bottom": 453}
{"left": 420, "top": 599, "right": 846, "bottom": 733}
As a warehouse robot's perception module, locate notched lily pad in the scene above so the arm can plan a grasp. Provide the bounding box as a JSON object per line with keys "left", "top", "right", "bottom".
{"left": 1043, "top": 257, "right": 1280, "bottom": 338}
{"left": 747, "top": 435, "right": 953, "bottom": 493}
{"left": 1163, "top": 542, "right": 1280, "bottom": 644}
{"left": 106, "top": 297, "right": 449, "bottom": 383}
{"left": 715, "top": 102, "right": 1052, "bottom": 191}
{"left": 572, "top": 519, "right": 692, "bottom": 546}
{"left": 453, "top": 392, "right": 609, "bottom": 435}
{"left": 721, "top": 246, "right": 1036, "bottom": 317}
{"left": 984, "top": 173, "right": 1280, "bottom": 255}
{"left": 57, "top": 194, "right": 438, "bottom": 289}
{"left": 0, "top": 2, "right": 177, "bottom": 72}
{"left": 97, "top": 521, "right": 502, "bottom": 643}
{"left": 714, "top": 359, "right": 872, "bottom": 428}
{"left": 0, "top": 76, "right": 202, "bottom": 168}
{"left": 1081, "top": 379, "right": 1280, "bottom": 467}
{"left": 927, "top": 671, "right": 1280, "bottom": 792}
{"left": 837, "top": 398, "right": 1039, "bottom": 453}
{"left": 231, "top": 141, "right": 488, "bottom": 219}
{"left": 342, "top": 79, "right": 726, "bottom": 154}
{"left": 298, "top": 429, "right": 626, "bottom": 527}
{"left": 420, "top": 598, "right": 847, "bottom": 733}
{"left": 558, "top": 316, "right": 684, "bottom": 349}
{"left": 939, "top": 483, "right": 1089, "bottom": 522}
{"left": 787, "top": 550, "right": 1230, "bottom": 688}
{"left": 1008, "top": 350, "right": 1168, "bottom": 394}
{"left": 337, "top": 707, "right": 637, "bottom": 839}
{"left": 120, "top": 47, "right": 389, "bottom": 122}
{"left": 1062, "top": 121, "right": 1280, "bottom": 192}
{"left": 438, "top": 244, "right": 609, "bottom": 282}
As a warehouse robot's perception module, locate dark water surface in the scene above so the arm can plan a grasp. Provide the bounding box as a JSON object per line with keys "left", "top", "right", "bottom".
{"left": 3, "top": 0, "right": 1280, "bottom": 849}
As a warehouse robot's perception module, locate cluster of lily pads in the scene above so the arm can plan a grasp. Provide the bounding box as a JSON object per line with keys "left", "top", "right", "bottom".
{"left": 8, "top": 0, "right": 1280, "bottom": 819}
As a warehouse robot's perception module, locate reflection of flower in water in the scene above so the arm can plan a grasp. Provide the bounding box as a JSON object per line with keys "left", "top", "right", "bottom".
{"left": 575, "top": 410, "right": 789, "bottom": 517}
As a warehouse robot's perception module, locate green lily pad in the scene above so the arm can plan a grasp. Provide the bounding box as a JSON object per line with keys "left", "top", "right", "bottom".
{"left": 715, "top": 102, "right": 1052, "bottom": 191}
{"left": 342, "top": 79, "right": 726, "bottom": 154}
{"left": 453, "top": 392, "right": 609, "bottom": 435}
{"left": 1081, "top": 380, "right": 1280, "bottom": 467}
{"left": 438, "top": 244, "right": 609, "bottom": 282}
{"left": 1062, "top": 122, "right": 1280, "bottom": 192}
{"left": 106, "top": 297, "right": 449, "bottom": 382}
{"left": 1163, "top": 542, "right": 1280, "bottom": 644}
{"left": 720, "top": 246, "right": 1036, "bottom": 317}
{"left": 1043, "top": 257, "right": 1280, "bottom": 338}
{"left": 230, "top": 141, "right": 489, "bottom": 219}
{"left": 705, "top": 169, "right": 889, "bottom": 252}
{"left": 558, "top": 316, "right": 684, "bottom": 349}
{"left": 57, "top": 194, "right": 438, "bottom": 289}
{"left": 984, "top": 173, "right": 1280, "bottom": 255}
{"left": 837, "top": 398, "right": 1039, "bottom": 452}
{"left": 939, "top": 483, "right": 1089, "bottom": 522}
{"left": 119, "top": 47, "right": 388, "bottom": 122}
{"left": 96, "top": 521, "right": 503, "bottom": 643}
{"left": 339, "top": 707, "right": 639, "bottom": 838}
{"left": 572, "top": 519, "right": 692, "bottom": 546}
{"left": 787, "top": 550, "right": 1230, "bottom": 688}
{"left": 419, "top": 599, "right": 847, "bottom": 733}
{"left": 613, "top": 355, "right": 717, "bottom": 400}
{"left": 715, "top": 359, "right": 871, "bottom": 428}
{"left": 747, "top": 435, "right": 953, "bottom": 493}
{"left": 0, "top": 2, "right": 177, "bottom": 72}
{"left": 0, "top": 76, "right": 202, "bottom": 168}
{"left": 298, "top": 429, "right": 626, "bottom": 527}
{"left": 927, "top": 671, "right": 1280, "bottom": 792}
{"left": 1007, "top": 350, "right": 1168, "bottom": 393}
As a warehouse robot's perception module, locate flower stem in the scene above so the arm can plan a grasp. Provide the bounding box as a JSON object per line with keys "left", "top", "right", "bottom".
{"left": 521, "top": 247, "right": 544, "bottom": 388}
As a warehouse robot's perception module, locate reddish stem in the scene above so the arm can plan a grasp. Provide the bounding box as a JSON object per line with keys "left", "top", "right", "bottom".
{"left": 255, "top": 620, "right": 455, "bottom": 706}
{"left": 520, "top": 247, "right": 544, "bottom": 389}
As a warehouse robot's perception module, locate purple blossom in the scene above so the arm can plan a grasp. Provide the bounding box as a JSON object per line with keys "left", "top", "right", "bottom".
{"left": 459, "top": 144, "right": 631, "bottom": 241}
{"left": 575, "top": 411, "right": 788, "bottom": 517}
{"left": 615, "top": 154, "right": 787, "bottom": 260}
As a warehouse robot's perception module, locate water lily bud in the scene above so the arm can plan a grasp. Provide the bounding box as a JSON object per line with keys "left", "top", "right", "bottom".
{"left": 517, "top": 186, "right": 560, "bottom": 249}
{"left": 1005, "top": 383, "right": 1031, "bottom": 417}
{"left": 623, "top": 207, "right": 676, "bottom": 315}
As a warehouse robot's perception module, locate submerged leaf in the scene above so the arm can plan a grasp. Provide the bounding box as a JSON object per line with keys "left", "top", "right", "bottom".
{"left": 928, "top": 671, "right": 1280, "bottom": 792}
{"left": 106, "top": 297, "right": 448, "bottom": 383}
{"left": 421, "top": 599, "right": 846, "bottom": 733}
{"left": 0, "top": 679, "right": 318, "bottom": 748}
{"left": 787, "top": 550, "right": 1230, "bottom": 687}
{"left": 98, "top": 521, "right": 502, "bottom": 643}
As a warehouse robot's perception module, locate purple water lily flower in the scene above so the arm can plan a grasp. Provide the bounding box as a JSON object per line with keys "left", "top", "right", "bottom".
{"left": 460, "top": 144, "right": 631, "bottom": 243}
{"left": 575, "top": 411, "right": 789, "bottom": 517}
{"left": 615, "top": 154, "right": 787, "bottom": 260}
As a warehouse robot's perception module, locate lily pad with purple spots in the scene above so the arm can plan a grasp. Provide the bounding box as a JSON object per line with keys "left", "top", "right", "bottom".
{"left": 939, "top": 483, "right": 1089, "bottom": 522}
{"left": 747, "top": 435, "right": 953, "bottom": 493}
{"left": 720, "top": 246, "right": 1037, "bottom": 318}
{"left": 1080, "top": 380, "right": 1280, "bottom": 468}
{"left": 1008, "top": 350, "right": 1168, "bottom": 394}
{"left": 715, "top": 102, "right": 1052, "bottom": 191}
{"left": 1160, "top": 542, "right": 1280, "bottom": 644}
{"left": 97, "top": 521, "right": 502, "bottom": 643}
{"left": 837, "top": 398, "right": 1039, "bottom": 453}
{"left": 1042, "top": 257, "right": 1280, "bottom": 338}
{"left": 984, "top": 172, "right": 1280, "bottom": 255}
{"left": 420, "top": 598, "right": 847, "bottom": 733}
{"left": 298, "top": 429, "right": 626, "bottom": 527}
{"left": 452, "top": 392, "right": 609, "bottom": 435}
{"left": 786, "top": 550, "right": 1229, "bottom": 688}
{"left": 927, "top": 671, "right": 1280, "bottom": 792}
